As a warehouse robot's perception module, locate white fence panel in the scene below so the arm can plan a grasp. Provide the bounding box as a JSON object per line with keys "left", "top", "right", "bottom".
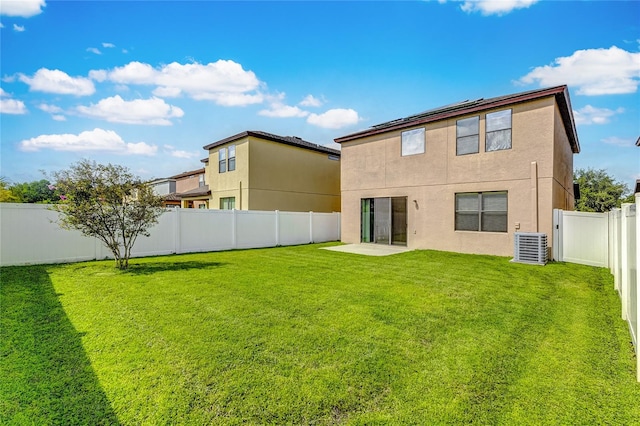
{"left": 621, "top": 204, "right": 637, "bottom": 351}
{"left": 558, "top": 210, "right": 609, "bottom": 267}
{"left": 178, "top": 209, "right": 235, "bottom": 253}
{"left": 130, "top": 210, "right": 176, "bottom": 258}
{"left": 236, "top": 210, "right": 278, "bottom": 249}
{"left": 279, "top": 212, "right": 312, "bottom": 246}
{"left": 0, "top": 203, "right": 340, "bottom": 266}
{"left": 0, "top": 204, "right": 96, "bottom": 265}
{"left": 312, "top": 212, "right": 341, "bottom": 242}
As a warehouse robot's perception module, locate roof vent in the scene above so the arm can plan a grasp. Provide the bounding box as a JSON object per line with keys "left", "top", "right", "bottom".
{"left": 512, "top": 232, "right": 547, "bottom": 265}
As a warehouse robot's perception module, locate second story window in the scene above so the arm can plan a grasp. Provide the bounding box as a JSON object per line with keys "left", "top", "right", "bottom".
{"left": 456, "top": 116, "right": 479, "bottom": 155}
{"left": 401, "top": 128, "right": 425, "bottom": 156}
{"left": 198, "top": 174, "right": 205, "bottom": 187}
{"left": 228, "top": 145, "right": 236, "bottom": 171}
{"left": 486, "top": 109, "right": 512, "bottom": 152}
{"left": 218, "top": 148, "right": 226, "bottom": 173}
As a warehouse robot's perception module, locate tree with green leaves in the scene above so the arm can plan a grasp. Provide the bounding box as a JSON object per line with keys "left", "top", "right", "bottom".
{"left": 0, "top": 177, "right": 19, "bottom": 202}
{"left": 51, "top": 160, "right": 165, "bottom": 269}
{"left": 574, "top": 168, "right": 631, "bottom": 213}
{"left": 9, "top": 179, "right": 60, "bottom": 203}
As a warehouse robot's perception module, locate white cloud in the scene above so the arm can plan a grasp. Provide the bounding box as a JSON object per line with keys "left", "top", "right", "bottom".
{"left": 19, "top": 128, "right": 157, "bottom": 155}
{"left": 0, "top": 22, "right": 4, "bottom": 28}
{"left": 105, "top": 61, "right": 156, "bottom": 84}
{"left": 299, "top": 94, "right": 323, "bottom": 107}
{"left": 259, "top": 103, "right": 309, "bottom": 118}
{"left": 102, "top": 42, "right": 115, "bottom": 48}
{"left": 37, "top": 103, "right": 63, "bottom": 114}
{"left": 92, "top": 60, "right": 263, "bottom": 106}
{"left": 169, "top": 149, "right": 200, "bottom": 159}
{"left": 38, "top": 103, "right": 66, "bottom": 120}
{"left": 0, "top": 98, "right": 27, "bottom": 114}
{"left": 601, "top": 137, "right": 635, "bottom": 148}
{"left": 76, "top": 95, "right": 184, "bottom": 125}
{"left": 19, "top": 68, "right": 95, "bottom": 96}
{"left": 519, "top": 46, "right": 640, "bottom": 95}
{"left": 573, "top": 105, "right": 624, "bottom": 125}
{"left": 152, "top": 86, "right": 182, "bottom": 97}
{"left": 13, "top": 23, "right": 25, "bottom": 32}
{"left": 459, "top": 0, "right": 538, "bottom": 16}
{"left": 0, "top": 88, "right": 27, "bottom": 114}
{"left": 0, "top": 0, "right": 46, "bottom": 17}
{"left": 87, "top": 47, "right": 101, "bottom": 55}
{"left": 307, "top": 108, "right": 360, "bottom": 129}
{"left": 88, "top": 69, "right": 107, "bottom": 82}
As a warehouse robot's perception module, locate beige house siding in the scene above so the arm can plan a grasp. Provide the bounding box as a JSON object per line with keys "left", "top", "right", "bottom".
{"left": 207, "top": 138, "right": 250, "bottom": 209}
{"left": 205, "top": 133, "right": 340, "bottom": 212}
{"left": 339, "top": 88, "right": 578, "bottom": 257}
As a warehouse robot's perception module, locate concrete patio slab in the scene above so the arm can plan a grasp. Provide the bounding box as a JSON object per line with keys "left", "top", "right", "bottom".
{"left": 321, "top": 243, "right": 412, "bottom": 256}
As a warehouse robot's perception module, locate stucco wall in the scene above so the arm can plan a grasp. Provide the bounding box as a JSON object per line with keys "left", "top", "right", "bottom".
{"left": 340, "top": 96, "right": 573, "bottom": 256}
{"left": 207, "top": 138, "right": 250, "bottom": 209}
{"left": 205, "top": 136, "right": 340, "bottom": 212}
{"left": 247, "top": 137, "right": 341, "bottom": 212}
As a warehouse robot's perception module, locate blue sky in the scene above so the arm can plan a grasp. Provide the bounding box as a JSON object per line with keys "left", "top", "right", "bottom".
{"left": 1, "top": 0, "right": 639, "bottom": 191}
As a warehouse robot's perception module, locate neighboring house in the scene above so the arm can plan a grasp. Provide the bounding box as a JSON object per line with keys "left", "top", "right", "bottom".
{"left": 201, "top": 131, "right": 341, "bottom": 212}
{"left": 334, "top": 85, "right": 580, "bottom": 257}
{"left": 150, "top": 168, "right": 208, "bottom": 208}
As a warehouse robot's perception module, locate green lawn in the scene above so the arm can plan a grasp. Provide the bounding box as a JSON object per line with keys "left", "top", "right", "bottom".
{"left": 1, "top": 242, "right": 639, "bottom": 425}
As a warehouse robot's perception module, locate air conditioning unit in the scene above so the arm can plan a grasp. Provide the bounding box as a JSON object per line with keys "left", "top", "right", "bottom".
{"left": 512, "top": 232, "right": 548, "bottom": 265}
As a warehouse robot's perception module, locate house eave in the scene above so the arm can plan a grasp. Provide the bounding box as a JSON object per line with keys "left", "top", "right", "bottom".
{"left": 335, "top": 85, "right": 580, "bottom": 154}
{"left": 204, "top": 130, "right": 341, "bottom": 156}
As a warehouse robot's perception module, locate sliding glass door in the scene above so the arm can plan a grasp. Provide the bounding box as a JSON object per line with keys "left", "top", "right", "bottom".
{"left": 361, "top": 197, "right": 407, "bottom": 245}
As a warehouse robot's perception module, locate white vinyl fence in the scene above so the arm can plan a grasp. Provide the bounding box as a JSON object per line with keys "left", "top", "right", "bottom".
{"left": 609, "top": 201, "right": 638, "bottom": 380}
{"left": 0, "top": 203, "right": 340, "bottom": 267}
{"left": 552, "top": 209, "right": 609, "bottom": 267}
{"left": 553, "top": 195, "right": 639, "bottom": 380}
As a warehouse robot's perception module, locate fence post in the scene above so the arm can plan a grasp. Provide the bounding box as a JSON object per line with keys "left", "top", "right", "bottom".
{"left": 275, "top": 210, "right": 280, "bottom": 246}
{"left": 552, "top": 209, "right": 562, "bottom": 261}
{"left": 309, "top": 211, "right": 314, "bottom": 243}
{"left": 232, "top": 209, "right": 237, "bottom": 249}
{"left": 612, "top": 209, "right": 621, "bottom": 293}
{"left": 621, "top": 204, "right": 631, "bottom": 321}
{"left": 635, "top": 194, "right": 640, "bottom": 382}
{"left": 173, "top": 208, "right": 180, "bottom": 254}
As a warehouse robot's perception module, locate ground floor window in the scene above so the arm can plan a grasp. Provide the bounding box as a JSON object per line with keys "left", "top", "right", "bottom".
{"left": 455, "top": 191, "right": 507, "bottom": 232}
{"left": 220, "top": 197, "right": 235, "bottom": 210}
{"left": 361, "top": 197, "right": 407, "bottom": 245}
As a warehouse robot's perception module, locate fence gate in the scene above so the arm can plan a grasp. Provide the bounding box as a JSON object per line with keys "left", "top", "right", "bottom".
{"left": 552, "top": 209, "right": 609, "bottom": 267}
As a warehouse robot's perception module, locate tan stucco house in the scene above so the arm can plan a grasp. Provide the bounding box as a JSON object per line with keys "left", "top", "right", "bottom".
{"left": 200, "top": 131, "right": 341, "bottom": 212}
{"left": 335, "top": 85, "right": 580, "bottom": 257}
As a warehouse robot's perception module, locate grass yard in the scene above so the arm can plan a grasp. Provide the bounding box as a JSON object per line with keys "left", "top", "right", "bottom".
{"left": 1, "top": 242, "right": 639, "bottom": 425}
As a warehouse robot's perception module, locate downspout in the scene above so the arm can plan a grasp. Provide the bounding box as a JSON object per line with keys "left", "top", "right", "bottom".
{"left": 530, "top": 161, "right": 538, "bottom": 232}
{"left": 239, "top": 180, "right": 242, "bottom": 210}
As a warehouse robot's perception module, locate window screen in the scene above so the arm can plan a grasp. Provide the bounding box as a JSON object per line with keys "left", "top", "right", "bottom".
{"left": 486, "top": 110, "right": 512, "bottom": 152}
{"left": 218, "top": 148, "right": 226, "bottom": 173}
{"left": 455, "top": 191, "right": 507, "bottom": 232}
{"left": 456, "top": 116, "right": 479, "bottom": 155}
{"left": 401, "top": 128, "right": 425, "bottom": 156}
